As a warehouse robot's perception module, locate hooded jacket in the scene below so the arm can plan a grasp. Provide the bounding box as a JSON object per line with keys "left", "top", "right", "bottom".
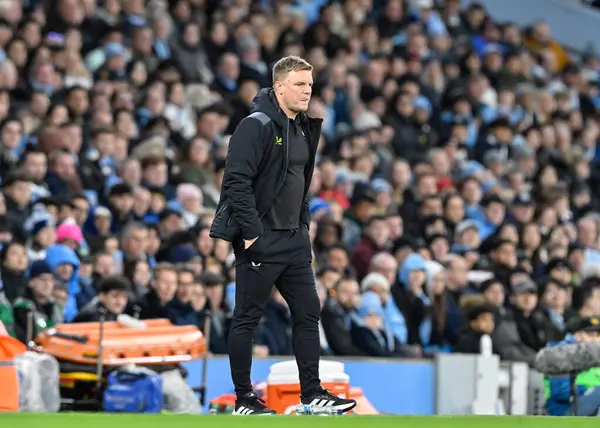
{"left": 45, "top": 244, "right": 81, "bottom": 322}
{"left": 392, "top": 253, "right": 433, "bottom": 346}
{"left": 210, "top": 88, "right": 323, "bottom": 242}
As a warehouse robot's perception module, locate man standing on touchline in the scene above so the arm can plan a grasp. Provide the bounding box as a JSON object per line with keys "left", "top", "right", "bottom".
{"left": 210, "top": 56, "right": 357, "bottom": 415}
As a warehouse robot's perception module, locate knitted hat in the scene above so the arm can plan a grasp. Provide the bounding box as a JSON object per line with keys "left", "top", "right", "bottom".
{"left": 56, "top": 223, "right": 83, "bottom": 245}
{"left": 169, "top": 244, "right": 199, "bottom": 264}
{"left": 25, "top": 210, "right": 55, "bottom": 236}
{"left": 28, "top": 260, "right": 53, "bottom": 280}
{"left": 360, "top": 272, "right": 390, "bottom": 293}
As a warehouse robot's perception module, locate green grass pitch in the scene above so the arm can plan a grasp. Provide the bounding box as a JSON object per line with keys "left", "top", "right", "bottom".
{"left": 1, "top": 414, "right": 599, "bottom": 428}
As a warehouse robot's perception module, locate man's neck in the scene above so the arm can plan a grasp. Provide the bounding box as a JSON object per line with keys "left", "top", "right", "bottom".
{"left": 209, "top": 299, "right": 221, "bottom": 311}
{"left": 35, "top": 295, "right": 49, "bottom": 305}
{"left": 580, "top": 307, "right": 595, "bottom": 318}
{"left": 275, "top": 93, "right": 298, "bottom": 120}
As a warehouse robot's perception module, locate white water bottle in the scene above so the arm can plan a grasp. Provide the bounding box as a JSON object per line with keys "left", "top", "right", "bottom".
{"left": 117, "top": 314, "right": 146, "bottom": 329}
{"left": 480, "top": 334, "right": 493, "bottom": 357}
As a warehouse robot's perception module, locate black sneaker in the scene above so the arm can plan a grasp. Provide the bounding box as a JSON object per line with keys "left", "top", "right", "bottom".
{"left": 300, "top": 387, "right": 357, "bottom": 414}
{"left": 233, "top": 392, "right": 277, "bottom": 415}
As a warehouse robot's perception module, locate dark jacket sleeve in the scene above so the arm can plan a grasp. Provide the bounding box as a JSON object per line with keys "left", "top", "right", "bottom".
{"left": 320, "top": 306, "right": 366, "bottom": 356}
{"left": 222, "top": 117, "right": 266, "bottom": 240}
{"left": 492, "top": 317, "right": 536, "bottom": 366}
{"left": 72, "top": 309, "right": 99, "bottom": 323}
{"left": 13, "top": 306, "right": 36, "bottom": 344}
{"left": 300, "top": 198, "right": 311, "bottom": 228}
{"left": 350, "top": 323, "right": 394, "bottom": 357}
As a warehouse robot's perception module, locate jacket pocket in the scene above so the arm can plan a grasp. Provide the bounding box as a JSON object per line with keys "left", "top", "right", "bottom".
{"left": 244, "top": 235, "right": 264, "bottom": 261}
{"left": 209, "top": 202, "right": 240, "bottom": 242}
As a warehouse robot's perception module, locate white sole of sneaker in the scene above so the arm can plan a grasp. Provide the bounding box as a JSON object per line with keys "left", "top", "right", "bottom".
{"left": 232, "top": 409, "right": 276, "bottom": 416}
{"left": 298, "top": 400, "right": 357, "bottom": 415}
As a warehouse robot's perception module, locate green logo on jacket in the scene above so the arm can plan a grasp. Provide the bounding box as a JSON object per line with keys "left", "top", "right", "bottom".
{"left": 275, "top": 136, "right": 282, "bottom": 145}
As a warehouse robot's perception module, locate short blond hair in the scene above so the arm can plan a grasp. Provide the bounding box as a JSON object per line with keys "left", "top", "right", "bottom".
{"left": 153, "top": 262, "right": 178, "bottom": 280}
{"left": 272, "top": 56, "right": 313, "bottom": 83}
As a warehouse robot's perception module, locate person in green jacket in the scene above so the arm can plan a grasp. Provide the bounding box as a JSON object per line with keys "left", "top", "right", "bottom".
{"left": 13, "top": 260, "right": 63, "bottom": 344}
{"left": 0, "top": 291, "right": 15, "bottom": 337}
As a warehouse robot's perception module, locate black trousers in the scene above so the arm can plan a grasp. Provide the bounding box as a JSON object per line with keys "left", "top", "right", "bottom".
{"left": 228, "top": 227, "right": 321, "bottom": 398}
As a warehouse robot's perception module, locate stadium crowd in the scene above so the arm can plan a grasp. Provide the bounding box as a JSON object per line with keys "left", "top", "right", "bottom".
{"left": 0, "top": 0, "right": 600, "bottom": 367}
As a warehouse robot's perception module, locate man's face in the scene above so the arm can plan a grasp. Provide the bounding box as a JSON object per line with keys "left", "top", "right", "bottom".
{"left": 336, "top": 280, "right": 360, "bottom": 310}
{"left": 161, "top": 213, "right": 182, "bottom": 235}
{"left": 56, "top": 263, "right": 73, "bottom": 281}
{"left": 30, "top": 273, "right": 55, "bottom": 299}
{"left": 368, "top": 219, "right": 389, "bottom": 247}
{"left": 24, "top": 153, "right": 47, "bottom": 181}
{"left": 494, "top": 243, "right": 517, "bottom": 268}
{"left": 513, "top": 291, "right": 538, "bottom": 313}
{"left": 124, "top": 227, "right": 148, "bottom": 257}
{"left": 6, "top": 180, "right": 31, "bottom": 208}
{"left": 460, "top": 228, "right": 480, "bottom": 247}
{"left": 473, "top": 313, "right": 495, "bottom": 334}
{"left": 143, "top": 163, "right": 168, "bottom": 186}
{"left": 109, "top": 194, "right": 133, "bottom": 214}
{"left": 327, "top": 248, "right": 348, "bottom": 272}
{"left": 483, "top": 283, "right": 505, "bottom": 308}
{"left": 53, "top": 288, "right": 68, "bottom": 307}
{"left": 72, "top": 197, "right": 90, "bottom": 225}
{"left": 277, "top": 69, "right": 313, "bottom": 114}
{"left": 176, "top": 272, "right": 197, "bottom": 303}
{"left": 101, "top": 290, "right": 128, "bottom": 314}
{"left": 94, "top": 215, "right": 111, "bottom": 233}
{"left": 37, "top": 226, "right": 56, "bottom": 248}
{"left": 1, "top": 119, "right": 22, "bottom": 149}
{"left": 485, "top": 202, "right": 505, "bottom": 225}
{"left": 67, "top": 89, "right": 89, "bottom": 116}
{"left": 95, "top": 255, "right": 115, "bottom": 277}
{"left": 319, "top": 270, "right": 341, "bottom": 291}
{"left": 421, "top": 198, "right": 443, "bottom": 216}
{"left": 55, "top": 153, "right": 76, "bottom": 179}
{"left": 153, "top": 270, "right": 178, "bottom": 303}
{"left": 550, "top": 266, "right": 571, "bottom": 284}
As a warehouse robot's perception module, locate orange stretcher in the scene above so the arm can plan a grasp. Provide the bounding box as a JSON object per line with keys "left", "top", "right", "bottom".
{"left": 35, "top": 318, "right": 206, "bottom": 366}
{"left": 0, "top": 335, "right": 26, "bottom": 412}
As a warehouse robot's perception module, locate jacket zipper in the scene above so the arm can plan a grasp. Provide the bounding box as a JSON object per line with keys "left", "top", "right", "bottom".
{"left": 271, "top": 119, "right": 290, "bottom": 203}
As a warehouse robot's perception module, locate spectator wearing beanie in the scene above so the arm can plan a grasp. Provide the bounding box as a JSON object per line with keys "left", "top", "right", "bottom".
{"left": 24, "top": 209, "right": 56, "bottom": 262}
{"left": 56, "top": 221, "right": 84, "bottom": 251}
{"left": 350, "top": 291, "right": 399, "bottom": 357}
{"left": 13, "top": 260, "right": 63, "bottom": 344}
{"left": 360, "top": 271, "right": 418, "bottom": 355}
